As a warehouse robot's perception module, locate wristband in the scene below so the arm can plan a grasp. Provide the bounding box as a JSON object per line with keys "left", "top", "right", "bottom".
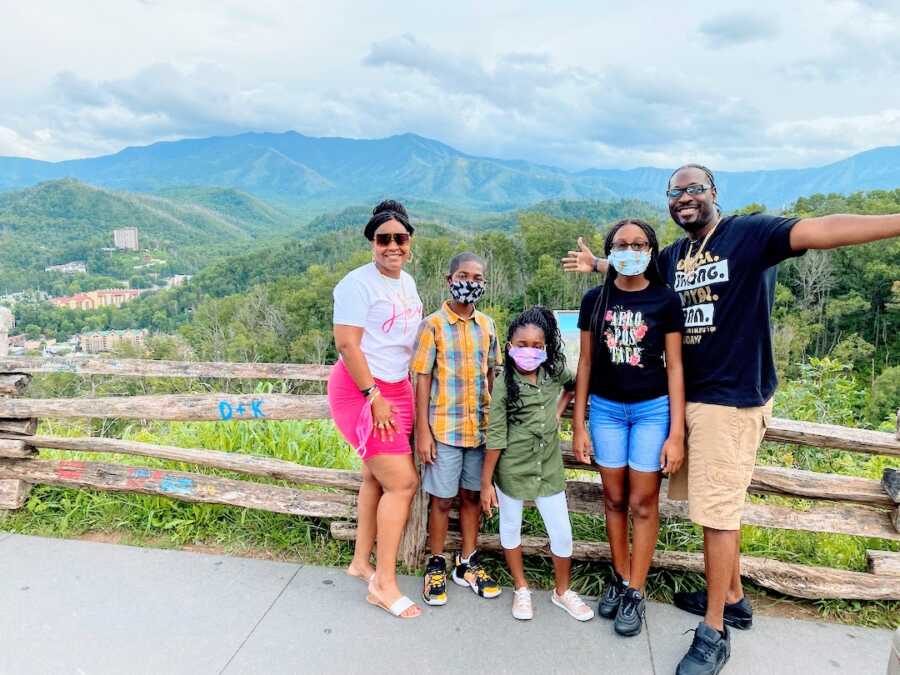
{"left": 593, "top": 256, "right": 602, "bottom": 273}
{"left": 360, "top": 384, "right": 379, "bottom": 398}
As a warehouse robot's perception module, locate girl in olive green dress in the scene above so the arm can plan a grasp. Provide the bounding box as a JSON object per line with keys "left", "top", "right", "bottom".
{"left": 480, "top": 306, "right": 594, "bottom": 623}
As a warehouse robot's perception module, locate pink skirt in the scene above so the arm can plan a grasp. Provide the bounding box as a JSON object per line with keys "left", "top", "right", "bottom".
{"left": 327, "top": 359, "right": 414, "bottom": 461}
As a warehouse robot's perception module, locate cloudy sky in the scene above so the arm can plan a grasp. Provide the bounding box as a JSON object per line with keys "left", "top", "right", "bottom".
{"left": 2, "top": 0, "right": 899, "bottom": 170}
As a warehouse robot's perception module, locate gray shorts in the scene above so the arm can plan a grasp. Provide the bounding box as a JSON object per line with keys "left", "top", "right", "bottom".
{"left": 422, "top": 441, "right": 485, "bottom": 498}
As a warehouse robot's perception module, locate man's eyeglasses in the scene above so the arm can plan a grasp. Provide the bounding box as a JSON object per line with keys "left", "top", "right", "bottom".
{"left": 666, "top": 184, "right": 711, "bottom": 200}
{"left": 374, "top": 232, "right": 411, "bottom": 247}
{"left": 610, "top": 242, "right": 650, "bottom": 253}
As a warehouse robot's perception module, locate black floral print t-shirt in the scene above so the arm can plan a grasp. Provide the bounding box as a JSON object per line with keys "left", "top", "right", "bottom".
{"left": 578, "top": 283, "right": 684, "bottom": 403}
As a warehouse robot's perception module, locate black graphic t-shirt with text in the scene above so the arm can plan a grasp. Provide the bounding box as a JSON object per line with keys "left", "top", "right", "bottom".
{"left": 578, "top": 283, "right": 684, "bottom": 403}
{"left": 656, "top": 214, "right": 803, "bottom": 407}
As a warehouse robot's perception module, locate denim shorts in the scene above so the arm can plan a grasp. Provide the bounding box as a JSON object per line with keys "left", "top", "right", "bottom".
{"left": 588, "top": 394, "right": 670, "bottom": 473}
{"left": 421, "top": 442, "right": 485, "bottom": 498}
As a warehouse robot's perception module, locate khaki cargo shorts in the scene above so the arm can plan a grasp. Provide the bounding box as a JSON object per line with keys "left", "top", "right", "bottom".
{"left": 668, "top": 399, "right": 772, "bottom": 531}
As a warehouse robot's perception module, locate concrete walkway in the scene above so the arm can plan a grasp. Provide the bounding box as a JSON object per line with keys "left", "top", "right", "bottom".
{"left": 0, "top": 533, "right": 891, "bottom": 674}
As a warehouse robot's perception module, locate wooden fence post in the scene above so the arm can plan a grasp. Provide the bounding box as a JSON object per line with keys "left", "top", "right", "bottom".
{"left": 0, "top": 371, "right": 34, "bottom": 511}
{"left": 397, "top": 433, "right": 428, "bottom": 570}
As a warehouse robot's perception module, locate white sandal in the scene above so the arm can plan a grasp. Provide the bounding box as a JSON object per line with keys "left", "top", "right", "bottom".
{"left": 367, "top": 592, "right": 420, "bottom": 618}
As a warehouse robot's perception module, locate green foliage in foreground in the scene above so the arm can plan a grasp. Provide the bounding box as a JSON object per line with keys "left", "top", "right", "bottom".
{"left": 2, "top": 412, "right": 898, "bottom": 629}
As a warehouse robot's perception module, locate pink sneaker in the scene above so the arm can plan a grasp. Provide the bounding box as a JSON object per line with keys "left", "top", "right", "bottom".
{"left": 512, "top": 587, "right": 533, "bottom": 620}
{"left": 552, "top": 589, "right": 594, "bottom": 621}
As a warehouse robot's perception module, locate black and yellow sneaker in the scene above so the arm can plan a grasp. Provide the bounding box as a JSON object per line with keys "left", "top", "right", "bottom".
{"left": 422, "top": 554, "right": 448, "bottom": 606}
{"left": 451, "top": 550, "right": 502, "bottom": 599}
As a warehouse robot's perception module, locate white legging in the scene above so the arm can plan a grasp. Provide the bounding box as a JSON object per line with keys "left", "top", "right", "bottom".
{"left": 496, "top": 484, "right": 573, "bottom": 558}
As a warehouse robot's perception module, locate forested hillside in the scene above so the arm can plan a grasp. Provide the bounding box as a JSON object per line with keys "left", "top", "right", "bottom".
{"left": 0, "top": 180, "right": 298, "bottom": 293}
{"left": 5, "top": 188, "right": 898, "bottom": 426}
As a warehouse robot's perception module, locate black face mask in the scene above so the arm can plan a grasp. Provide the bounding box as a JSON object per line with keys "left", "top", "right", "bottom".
{"left": 449, "top": 279, "right": 485, "bottom": 305}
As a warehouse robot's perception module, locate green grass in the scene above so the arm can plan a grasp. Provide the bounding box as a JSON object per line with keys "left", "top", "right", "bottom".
{"left": 1, "top": 418, "right": 897, "bottom": 629}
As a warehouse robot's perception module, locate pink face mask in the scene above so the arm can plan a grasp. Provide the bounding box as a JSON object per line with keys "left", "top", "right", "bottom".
{"left": 508, "top": 346, "right": 547, "bottom": 372}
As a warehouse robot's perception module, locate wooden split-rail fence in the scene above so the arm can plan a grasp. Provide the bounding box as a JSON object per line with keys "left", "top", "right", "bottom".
{"left": 0, "top": 356, "right": 899, "bottom": 601}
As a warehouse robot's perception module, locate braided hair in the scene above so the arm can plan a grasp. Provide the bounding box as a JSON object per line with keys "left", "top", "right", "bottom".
{"left": 363, "top": 199, "right": 415, "bottom": 240}
{"left": 586, "top": 219, "right": 666, "bottom": 366}
{"left": 503, "top": 305, "right": 565, "bottom": 424}
{"left": 668, "top": 163, "right": 716, "bottom": 190}
{"left": 668, "top": 163, "right": 721, "bottom": 214}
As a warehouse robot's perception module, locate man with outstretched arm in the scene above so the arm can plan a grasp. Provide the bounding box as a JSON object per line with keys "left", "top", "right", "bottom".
{"left": 563, "top": 163, "right": 900, "bottom": 675}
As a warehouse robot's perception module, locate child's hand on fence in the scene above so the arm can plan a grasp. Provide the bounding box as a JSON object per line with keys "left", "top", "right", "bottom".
{"left": 571, "top": 426, "right": 592, "bottom": 464}
{"left": 371, "top": 395, "right": 397, "bottom": 442}
{"left": 659, "top": 436, "right": 684, "bottom": 475}
{"left": 416, "top": 430, "right": 437, "bottom": 465}
{"left": 480, "top": 483, "right": 498, "bottom": 516}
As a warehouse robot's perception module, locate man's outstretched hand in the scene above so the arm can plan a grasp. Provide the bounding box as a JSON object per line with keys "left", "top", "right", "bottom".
{"left": 562, "top": 236, "right": 600, "bottom": 274}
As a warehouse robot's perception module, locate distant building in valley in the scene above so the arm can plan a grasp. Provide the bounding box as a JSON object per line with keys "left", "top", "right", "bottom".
{"left": 78, "top": 329, "right": 148, "bottom": 354}
{"left": 24, "top": 337, "right": 56, "bottom": 352}
{"left": 51, "top": 288, "right": 141, "bottom": 310}
{"left": 113, "top": 227, "right": 140, "bottom": 251}
{"left": 45, "top": 261, "right": 87, "bottom": 274}
{"left": 166, "top": 274, "right": 192, "bottom": 288}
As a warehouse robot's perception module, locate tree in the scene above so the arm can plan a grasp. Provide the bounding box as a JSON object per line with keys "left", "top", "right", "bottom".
{"left": 868, "top": 365, "right": 900, "bottom": 427}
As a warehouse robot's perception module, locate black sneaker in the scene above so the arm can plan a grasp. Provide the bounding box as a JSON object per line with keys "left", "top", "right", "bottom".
{"left": 673, "top": 589, "right": 753, "bottom": 630}
{"left": 676, "top": 622, "right": 730, "bottom": 675}
{"left": 452, "top": 551, "right": 502, "bottom": 598}
{"left": 614, "top": 587, "right": 645, "bottom": 637}
{"left": 422, "top": 554, "right": 448, "bottom": 606}
{"left": 598, "top": 571, "right": 627, "bottom": 619}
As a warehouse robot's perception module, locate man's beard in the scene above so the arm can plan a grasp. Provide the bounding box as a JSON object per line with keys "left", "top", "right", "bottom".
{"left": 672, "top": 204, "right": 715, "bottom": 234}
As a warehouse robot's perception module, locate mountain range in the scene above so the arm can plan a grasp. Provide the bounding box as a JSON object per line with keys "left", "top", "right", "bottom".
{"left": 2, "top": 132, "right": 900, "bottom": 211}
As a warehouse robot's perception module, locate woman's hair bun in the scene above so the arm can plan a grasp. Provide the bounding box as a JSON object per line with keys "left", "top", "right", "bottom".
{"left": 373, "top": 199, "right": 408, "bottom": 218}
{"left": 364, "top": 199, "right": 414, "bottom": 240}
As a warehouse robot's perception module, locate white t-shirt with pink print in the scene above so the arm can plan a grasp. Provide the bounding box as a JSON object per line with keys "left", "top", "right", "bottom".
{"left": 332, "top": 262, "right": 424, "bottom": 382}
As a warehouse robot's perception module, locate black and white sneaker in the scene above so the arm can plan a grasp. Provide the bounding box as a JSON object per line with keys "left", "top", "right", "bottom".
{"left": 676, "top": 622, "right": 731, "bottom": 675}
{"left": 598, "top": 571, "right": 628, "bottom": 619}
{"left": 452, "top": 550, "right": 501, "bottom": 599}
{"left": 614, "top": 587, "right": 645, "bottom": 637}
{"left": 422, "top": 554, "right": 448, "bottom": 606}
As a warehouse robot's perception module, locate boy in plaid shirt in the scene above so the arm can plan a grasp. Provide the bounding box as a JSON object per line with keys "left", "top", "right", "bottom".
{"left": 411, "top": 252, "right": 502, "bottom": 606}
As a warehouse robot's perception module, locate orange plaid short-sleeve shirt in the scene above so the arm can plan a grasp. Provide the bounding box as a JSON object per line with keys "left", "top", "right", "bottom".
{"left": 410, "top": 302, "right": 500, "bottom": 448}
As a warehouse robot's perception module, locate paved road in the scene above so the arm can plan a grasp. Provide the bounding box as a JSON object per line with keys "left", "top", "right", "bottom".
{"left": 0, "top": 533, "right": 891, "bottom": 674}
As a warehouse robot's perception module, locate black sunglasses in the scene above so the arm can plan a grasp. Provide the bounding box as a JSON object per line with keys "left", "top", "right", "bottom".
{"left": 666, "top": 184, "right": 711, "bottom": 200}
{"left": 374, "top": 232, "right": 411, "bottom": 247}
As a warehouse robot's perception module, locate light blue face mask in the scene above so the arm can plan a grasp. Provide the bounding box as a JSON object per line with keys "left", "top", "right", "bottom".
{"left": 608, "top": 250, "right": 651, "bottom": 277}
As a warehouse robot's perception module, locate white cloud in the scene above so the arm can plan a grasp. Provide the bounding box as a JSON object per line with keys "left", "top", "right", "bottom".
{"left": 1, "top": 1, "right": 900, "bottom": 171}
{"left": 0, "top": 127, "right": 48, "bottom": 158}
{"left": 767, "top": 109, "right": 900, "bottom": 150}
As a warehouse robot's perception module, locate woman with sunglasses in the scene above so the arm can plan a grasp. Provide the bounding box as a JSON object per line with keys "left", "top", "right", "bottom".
{"left": 328, "top": 200, "right": 424, "bottom": 618}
